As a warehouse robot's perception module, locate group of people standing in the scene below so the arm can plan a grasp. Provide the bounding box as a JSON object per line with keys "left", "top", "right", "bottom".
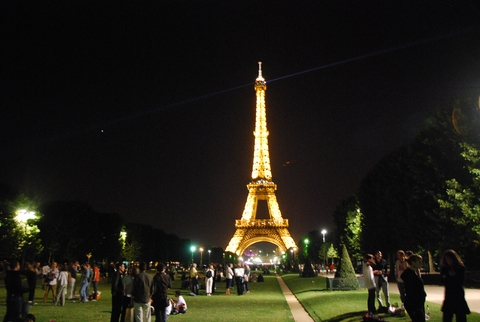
{"left": 2, "top": 259, "right": 100, "bottom": 322}
{"left": 110, "top": 262, "right": 187, "bottom": 322}
{"left": 364, "top": 249, "right": 470, "bottom": 322}
{"left": 224, "top": 262, "right": 251, "bottom": 295}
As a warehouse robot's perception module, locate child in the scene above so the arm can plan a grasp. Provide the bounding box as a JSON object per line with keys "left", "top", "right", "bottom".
{"left": 363, "top": 254, "right": 376, "bottom": 313}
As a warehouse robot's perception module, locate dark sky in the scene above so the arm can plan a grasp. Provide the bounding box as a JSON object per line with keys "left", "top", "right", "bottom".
{"left": 2, "top": 1, "right": 480, "bottom": 250}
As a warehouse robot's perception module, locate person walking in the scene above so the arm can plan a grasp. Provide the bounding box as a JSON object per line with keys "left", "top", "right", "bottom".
{"left": 132, "top": 262, "right": 154, "bottom": 322}
{"left": 110, "top": 262, "right": 125, "bottom": 322}
{"left": 401, "top": 254, "right": 426, "bottom": 322}
{"left": 440, "top": 249, "right": 470, "bottom": 322}
{"left": 152, "top": 263, "right": 172, "bottom": 322}
{"left": 363, "top": 254, "right": 377, "bottom": 314}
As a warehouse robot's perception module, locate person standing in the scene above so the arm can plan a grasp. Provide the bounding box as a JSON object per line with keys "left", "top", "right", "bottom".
{"left": 401, "top": 254, "right": 426, "bottom": 322}
{"left": 372, "top": 250, "right": 391, "bottom": 311}
{"left": 225, "top": 263, "right": 234, "bottom": 295}
{"left": 205, "top": 264, "right": 214, "bottom": 296}
{"left": 111, "top": 262, "right": 125, "bottom": 322}
{"left": 79, "top": 263, "right": 91, "bottom": 303}
{"left": 152, "top": 263, "right": 172, "bottom": 322}
{"left": 55, "top": 263, "right": 68, "bottom": 306}
{"left": 440, "top": 249, "right": 470, "bottom": 322}
{"left": 243, "top": 263, "right": 251, "bottom": 294}
{"left": 92, "top": 262, "right": 100, "bottom": 301}
{"left": 363, "top": 254, "right": 377, "bottom": 314}
{"left": 121, "top": 266, "right": 135, "bottom": 322}
{"left": 23, "top": 262, "right": 38, "bottom": 306}
{"left": 68, "top": 261, "right": 78, "bottom": 300}
{"left": 234, "top": 263, "right": 245, "bottom": 295}
{"left": 3, "top": 259, "right": 29, "bottom": 322}
{"left": 189, "top": 264, "right": 198, "bottom": 295}
{"left": 395, "top": 250, "right": 407, "bottom": 305}
{"left": 43, "top": 262, "right": 59, "bottom": 303}
{"left": 132, "top": 262, "right": 154, "bottom": 322}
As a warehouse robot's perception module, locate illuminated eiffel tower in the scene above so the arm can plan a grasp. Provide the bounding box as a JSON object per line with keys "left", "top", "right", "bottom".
{"left": 225, "top": 62, "right": 298, "bottom": 255}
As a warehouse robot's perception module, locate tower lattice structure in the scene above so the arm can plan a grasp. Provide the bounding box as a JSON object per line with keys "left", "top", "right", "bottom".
{"left": 225, "top": 62, "right": 298, "bottom": 255}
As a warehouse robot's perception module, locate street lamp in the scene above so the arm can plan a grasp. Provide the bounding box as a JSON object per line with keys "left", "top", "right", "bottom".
{"left": 15, "top": 209, "right": 37, "bottom": 266}
{"left": 304, "top": 238, "right": 309, "bottom": 259}
{"left": 208, "top": 249, "right": 211, "bottom": 264}
{"left": 190, "top": 246, "right": 196, "bottom": 264}
{"left": 321, "top": 229, "right": 327, "bottom": 266}
{"left": 199, "top": 248, "right": 204, "bottom": 266}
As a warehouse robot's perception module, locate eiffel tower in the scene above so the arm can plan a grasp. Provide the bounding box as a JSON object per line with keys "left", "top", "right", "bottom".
{"left": 225, "top": 62, "right": 298, "bottom": 255}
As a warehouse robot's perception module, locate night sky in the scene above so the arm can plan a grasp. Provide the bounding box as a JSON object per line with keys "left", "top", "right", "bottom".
{"left": 2, "top": 1, "right": 480, "bottom": 250}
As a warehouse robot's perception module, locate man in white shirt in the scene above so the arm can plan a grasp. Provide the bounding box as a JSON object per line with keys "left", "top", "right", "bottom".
{"left": 234, "top": 263, "right": 245, "bottom": 295}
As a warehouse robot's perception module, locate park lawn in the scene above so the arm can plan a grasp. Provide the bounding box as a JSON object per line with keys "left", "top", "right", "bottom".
{"left": 281, "top": 274, "right": 480, "bottom": 322}
{"left": 0, "top": 272, "right": 293, "bottom": 321}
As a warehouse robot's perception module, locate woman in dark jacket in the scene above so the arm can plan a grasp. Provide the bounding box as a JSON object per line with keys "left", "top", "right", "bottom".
{"left": 440, "top": 249, "right": 470, "bottom": 322}
{"left": 401, "top": 254, "right": 426, "bottom": 322}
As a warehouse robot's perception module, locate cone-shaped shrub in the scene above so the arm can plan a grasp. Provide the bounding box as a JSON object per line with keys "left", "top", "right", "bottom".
{"left": 335, "top": 244, "right": 360, "bottom": 289}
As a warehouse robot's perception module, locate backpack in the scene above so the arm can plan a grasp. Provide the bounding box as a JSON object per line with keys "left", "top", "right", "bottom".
{"left": 206, "top": 270, "right": 212, "bottom": 278}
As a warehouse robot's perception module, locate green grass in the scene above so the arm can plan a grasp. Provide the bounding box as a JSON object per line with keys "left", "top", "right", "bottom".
{"left": 0, "top": 273, "right": 293, "bottom": 321}
{"left": 1, "top": 272, "right": 480, "bottom": 322}
{"left": 281, "top": 273, "right": 480, "bottom": 322}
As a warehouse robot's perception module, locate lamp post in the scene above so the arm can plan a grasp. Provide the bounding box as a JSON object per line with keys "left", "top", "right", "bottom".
{"left": 321, "top": 229, "right": 327, "bottom": 266}
{"left": 208, "top": 249, "right": 211, "bottom": 264}
{"left": 190, "top": 246, "right": 196, "bottom": 264}
{"left": 304, "top": 238, "right": 309, "bottom": 259}
{"left": 199, "top": 248, "right": 204, "bottom": 266}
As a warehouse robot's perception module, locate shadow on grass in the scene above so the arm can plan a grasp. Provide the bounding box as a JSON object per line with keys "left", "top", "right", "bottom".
{"left": 327, "top": 310, "right": 366, "bottom": 322}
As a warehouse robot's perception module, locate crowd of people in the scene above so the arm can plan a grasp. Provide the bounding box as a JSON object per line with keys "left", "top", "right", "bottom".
{"left": 363, "top": 249, "right": 471, "bottom": 322}
{"left": 2, "top": 259, "right": 107, "bottom": 321}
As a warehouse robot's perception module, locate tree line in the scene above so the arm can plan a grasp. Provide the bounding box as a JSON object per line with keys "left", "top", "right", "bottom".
{"left": 332, "top": 96, "right": 480, "bottom": 270}
{"left": 0, "top": 190, "right": 192, "bottom": 265}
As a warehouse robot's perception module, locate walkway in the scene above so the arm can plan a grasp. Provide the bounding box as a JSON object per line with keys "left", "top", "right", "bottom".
{"left": 276, "top": 274, "right": 315, "bottom": 322}
{"left": 389, "top": 281, "right": 480, "bottom": 313}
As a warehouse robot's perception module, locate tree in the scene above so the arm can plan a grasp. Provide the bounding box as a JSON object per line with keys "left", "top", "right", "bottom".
{"left": 334, "top": 244, "right": 360, "bottom": 289}
{"left": 327, "top": 243, "right": 339, "bottom": 265}
{"left": 0, "top": 192, "right": 43, "bottom": 263}
{"left": 333, "top": 196, "right": 362, "bottom": 261}
{"left": 438, "top": 142, "right": 480, "bottom": 263}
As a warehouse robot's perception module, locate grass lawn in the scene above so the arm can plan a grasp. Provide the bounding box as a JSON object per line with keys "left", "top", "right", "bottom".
{"left": 0, "top": 272, "right": 293, "bottom": 321}
{"left": 2, "top": 272, "right": 480, "bottom": 321}
{"left": 281, "top": 273, "right": 480, "bottom": 322}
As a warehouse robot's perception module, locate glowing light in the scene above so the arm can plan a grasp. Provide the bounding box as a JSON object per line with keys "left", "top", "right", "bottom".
{"left": 15, "top": 209, "right": 36, "bottom": 223}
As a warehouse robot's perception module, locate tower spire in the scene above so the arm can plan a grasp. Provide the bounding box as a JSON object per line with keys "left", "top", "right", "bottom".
{"left": 251, "top": 61, "right": 271, "bottom": 181}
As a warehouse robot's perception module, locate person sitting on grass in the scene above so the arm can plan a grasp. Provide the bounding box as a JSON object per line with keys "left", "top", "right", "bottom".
{"left": 171, "top": 290, "right": 187, "bottom": 314}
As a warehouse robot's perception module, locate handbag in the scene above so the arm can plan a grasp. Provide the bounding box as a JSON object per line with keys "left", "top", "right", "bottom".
{"left": 243, "top": 274, "right": 249, "bottom": 282}
{"left": 125, "top": 307, "right": 134, "bottom": 322}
